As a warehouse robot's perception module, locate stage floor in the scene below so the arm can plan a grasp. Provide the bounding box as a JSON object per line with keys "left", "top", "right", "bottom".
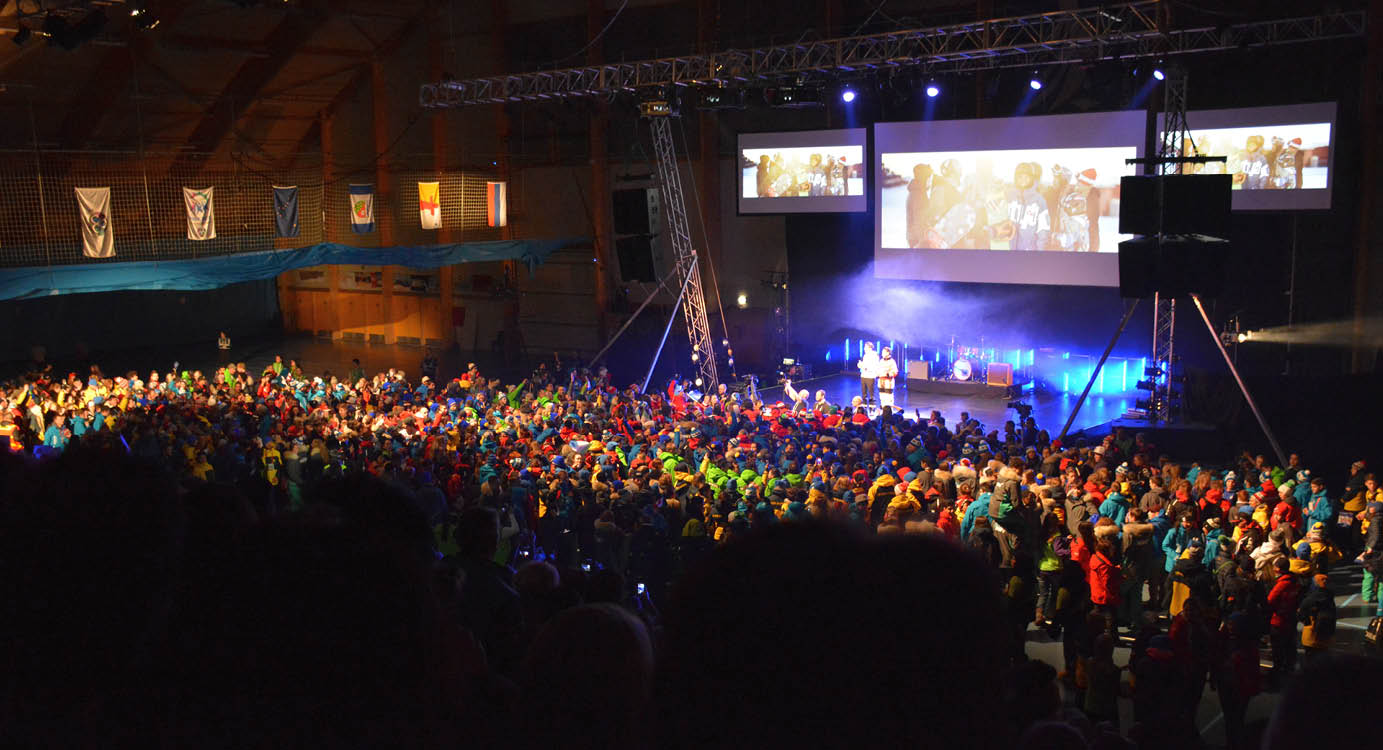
{"left": 757, "top": 373, "right": 1133, "bottom": 436}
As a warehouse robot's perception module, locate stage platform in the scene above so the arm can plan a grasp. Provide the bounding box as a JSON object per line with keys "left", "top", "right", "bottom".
{"left": 902, "top": 376, "right": 1026, "bottom": 399}
{"left": 759, "top": 373, "right": 1132, "bottom": 436}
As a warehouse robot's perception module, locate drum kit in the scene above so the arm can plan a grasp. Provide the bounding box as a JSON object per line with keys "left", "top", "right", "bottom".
{"left": 942, "top": 336, "right": 994, "bottom": 382}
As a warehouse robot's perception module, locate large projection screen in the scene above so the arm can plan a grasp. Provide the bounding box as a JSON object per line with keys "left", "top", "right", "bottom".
{"left": 737, "top": 128, "right": 867, "bottom": 214}
{"left": 874, "top": 110, "right": 1146, "bottom": 287}
{"left": 1166, "top": 102, "right": 1336, "bottom": 211}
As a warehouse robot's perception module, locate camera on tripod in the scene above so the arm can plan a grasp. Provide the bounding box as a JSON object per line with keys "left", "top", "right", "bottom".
{"left": 1007, "top": 400, "right": 1033, "bottom": 419}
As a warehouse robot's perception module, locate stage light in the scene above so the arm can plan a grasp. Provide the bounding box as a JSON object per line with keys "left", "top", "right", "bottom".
{"left": 736, "top": 292, "right": 748, "bottom": 308}
{"left": 840, "top": 88, "right": 856, "bottom": 103}
{"left": 721, "top": 338, "right": 729, "bottom": 347}
{"left": 727, "top": 357, "right": 734, "bottom": 366}
{"left": 1029, "top": 75, "right": 1043, "bottom": 91}
{"left": 691, "top": 352, "right": 699, "bottom": 362}
{"left": 1153, "top": 68, "right": 1165, "bottom": 81}
{"left": 694, "top": 377, "right": 704, "bottom": 387}
{"left": 925, "top": 81, "right": 940, "bottom": 98}
{"left": 1237, "top": 331, "right": 1250, "bottom": 343}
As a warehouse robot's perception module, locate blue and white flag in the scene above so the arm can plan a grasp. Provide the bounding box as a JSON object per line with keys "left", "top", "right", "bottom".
{"left": 273, "top": 185, "right": 299, "bottom": 238}
{"left": 183, "top": 186, "right": 216, "bottom": 241}
{"left": 349, "top": 183, "right": 375, "bottom": 234}
{"left": 74, "top": 186, "right": 114, "bottom": 258}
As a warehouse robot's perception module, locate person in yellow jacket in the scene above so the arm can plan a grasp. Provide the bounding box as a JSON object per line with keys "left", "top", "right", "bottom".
{"left": 1304, "top": 521, "right": 1343, "bottom": 572}
{"left": 1298, "top": 573, "right": 1336, "bottom": 662}
{"left": 262, "top": 440, "right": 283, "bottom": 486}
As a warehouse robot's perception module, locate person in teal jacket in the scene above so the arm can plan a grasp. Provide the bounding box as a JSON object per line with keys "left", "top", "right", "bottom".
{"left": 961, "top": 490, "right": 991, "bottom": 542}
{"left": 1162, "top": 514, "right": 1199, "bottom": 573}
{"left": 1099, "top": 489, "right": 1131, "bottom": 529}
{"left": 1302, "top": 477, "right": 1339, "bottom": 532}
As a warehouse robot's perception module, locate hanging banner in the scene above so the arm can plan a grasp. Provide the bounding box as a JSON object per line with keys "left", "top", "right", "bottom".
{"left": 418, "top": 181, "right": 441, "bottom": 229}
{"left": 273, "top": 185, "right": 299, "bottom": 238}
{"left": 349, "top": 184, "right": 375, "bottom": 234}
{"left": 183, "top": 186, "right": 216, "bottom": 241}
{"left": 74, "top": 187, "right": 114, "bottom": 258}
{"left": 486, "top": 181, "right": 507, "bottom": 228}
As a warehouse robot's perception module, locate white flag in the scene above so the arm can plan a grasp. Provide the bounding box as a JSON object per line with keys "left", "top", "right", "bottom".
{"left": 183, "top": 186, "right": 216, "bottom": 241}
{"left": 74, "top": 187, "right": 114, "bottom": 258}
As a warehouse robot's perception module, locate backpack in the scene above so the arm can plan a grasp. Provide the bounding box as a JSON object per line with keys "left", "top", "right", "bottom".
{"left": 1312, "top": 605, "right": 1337, "bottom": 639}
{"left": 1365, "top": 616, "right": 1383, "bottom": 649}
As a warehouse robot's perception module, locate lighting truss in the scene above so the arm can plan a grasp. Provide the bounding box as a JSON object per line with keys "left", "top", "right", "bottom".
{"left": 419, "top": 2, "right": 1365, "bottom": 107}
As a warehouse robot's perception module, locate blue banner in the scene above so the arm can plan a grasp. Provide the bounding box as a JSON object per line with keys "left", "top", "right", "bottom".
{"left": 273, "top": 185, "right": 299, "bottom": 238}
{"left": 0, "top": 239, "right": 584, "bottom": 300}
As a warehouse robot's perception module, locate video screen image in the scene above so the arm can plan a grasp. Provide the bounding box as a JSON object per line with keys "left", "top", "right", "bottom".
{"left": 879, "top": 146, "right": 1136, "bottom": 252}
{"left": 739, "top": 145, "right": 865, "bottom": 199}
{"left": 737, "top": 128, "right": 867, "bottom": 213}
{"left": 1163, "top": 102, "right": 1336, "bottom": 211}
{"left": 1172, "top": 123, "right": 1330, "bottom": 191}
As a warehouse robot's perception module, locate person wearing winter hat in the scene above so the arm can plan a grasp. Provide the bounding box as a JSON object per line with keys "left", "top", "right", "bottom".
{"left": 1266, "top": 556, "right": 1301, "bottom": 687}
{"left": 1297, "top": 572, "right": 1336, "bottom": 664}
{"left": 1357, "top": 501, "right": 1383, "bottom": 610}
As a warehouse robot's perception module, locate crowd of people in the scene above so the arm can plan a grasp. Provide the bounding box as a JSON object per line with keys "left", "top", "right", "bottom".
{"left": 1, "top": 350, "right": 1380, "bottom": 748}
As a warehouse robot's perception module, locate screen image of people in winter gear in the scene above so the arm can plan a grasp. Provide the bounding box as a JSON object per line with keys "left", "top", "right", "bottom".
{"left": 740, "top": 145, "right": 865, "bottom": 198}
{"left": 1164, "top": 122, "right": 1331, "bottom": 191}
{"left": 879, "top": 146, "right": 1136, "bottom": 252}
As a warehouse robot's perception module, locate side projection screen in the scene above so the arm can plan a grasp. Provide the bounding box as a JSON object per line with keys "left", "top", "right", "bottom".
{"left": 737, "top": 128, "right": 867, "bottom": 214}
{"left": 874, "top": 110, "right": 1145, "bottom": 287}
{"left": 1162, "top": 102, "right": 1336, "bottom": 211}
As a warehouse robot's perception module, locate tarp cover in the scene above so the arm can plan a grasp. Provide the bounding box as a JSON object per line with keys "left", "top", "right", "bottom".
{"left": 0, "top": 239, "right": 581, "bottom": 301}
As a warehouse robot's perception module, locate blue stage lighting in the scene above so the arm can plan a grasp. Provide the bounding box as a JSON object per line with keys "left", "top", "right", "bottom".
{"left": 841, "top": 88, "right": 856, "bottom": 103}
{"left": 1153, "top": 68, "right": 1165, "bottom": 81}
{"left": 1029, "top": 76, "right": 1043, "bottom": 91}
{"left": 925, "top": 82, "right": 940, "bottom": 98}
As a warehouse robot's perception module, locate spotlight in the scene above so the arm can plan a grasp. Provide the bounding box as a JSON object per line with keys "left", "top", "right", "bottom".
{"left": 925, "top": 81, "right": 940, "bottom": 98}
{"left": 691, "top": 353, "right": 699, "bottom": 362}
{"left": 694, "top": 377, "right": 704, "bottom": 387}
{"left": 721, "top": 338, "right": 729, "bottom": 347}
{"left": 1029, "top": 74, "right": 1043, "bottom": 91}
{"left": 1153, "top": 68, "right": 1165, "bottom": 81}
{"left": 727, "top": 358, "right": 734, "bottom": 366}
{"left": 840, "top": 87, "right": 856, "bottom": 103}
{"left": 736, "top": 292, "right": 748, "bottom": 308}
{"left": 1237, "top": 331, "right": 1250, "bottom": 343}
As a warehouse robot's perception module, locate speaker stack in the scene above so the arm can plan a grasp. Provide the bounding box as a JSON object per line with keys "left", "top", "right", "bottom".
{"left": 1117, "top": 174, "right": 1231, "bottom": 299}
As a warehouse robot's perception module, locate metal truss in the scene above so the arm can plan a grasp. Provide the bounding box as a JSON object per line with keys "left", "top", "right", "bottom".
{"left": 648, "top": 117, "right": 718, "bottom": 392}
{"left": 1151, "top": 292, "right": 1177, "bottom": 422}
{"left": 1147, "top": 66, "right": 1188, "bottom": 423}
{"left": 419, "top": 2, "right": 1365, "bottom": 107}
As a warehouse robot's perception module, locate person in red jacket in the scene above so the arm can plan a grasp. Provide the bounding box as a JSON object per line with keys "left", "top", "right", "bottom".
{"left": 1089, "top": 538, "right": 1122, "bottom": 636}
{"left": 1271, "top": 495, "right": 1304, "bottom": 543}
{"left": 1266, "top": 556, "right": 1301, "bottom": 687}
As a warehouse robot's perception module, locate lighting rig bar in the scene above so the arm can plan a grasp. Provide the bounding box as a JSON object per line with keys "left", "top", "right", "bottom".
{"left": 418, "top": 2, "right": 1365, "bottom": 107}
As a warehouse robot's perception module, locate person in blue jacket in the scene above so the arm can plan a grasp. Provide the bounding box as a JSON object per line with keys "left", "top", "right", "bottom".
{"left": 961, "top": 481, "right": 994, "bottom": 542}
{"left": 1162, "top": 513, "right": 1200, "bottom": 574}
{"left": 1099, "top": 486, "right": 1131, "bottom": 529}
{"left": 1302, "top": 477, "right": 1339, "bottom": 534}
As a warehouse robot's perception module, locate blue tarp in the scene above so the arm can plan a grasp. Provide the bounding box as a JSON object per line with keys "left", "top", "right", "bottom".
{"left": 0, "top": 239, "right": 582, "bottom": 301}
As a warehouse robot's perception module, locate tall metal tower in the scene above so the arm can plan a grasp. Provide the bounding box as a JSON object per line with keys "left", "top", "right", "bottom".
{"left": 1148, "top": 65, "right": 1191, "bottom": 422}
{"left": 648, "top": 115, "right": 718, "bottom": 392}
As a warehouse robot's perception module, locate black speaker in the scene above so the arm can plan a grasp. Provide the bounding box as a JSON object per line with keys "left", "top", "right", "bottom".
{"left": 1118, "top": 234, "right": 1228, "bottom": 299}
{"left": 615, "top": 235, "right": 656, "bottom": 282}
{"left": 1118, "top": 174, "right": 1232, "bottom": 236}
{"left": 613, "top": 188, "right": 658, "bottom": 235}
